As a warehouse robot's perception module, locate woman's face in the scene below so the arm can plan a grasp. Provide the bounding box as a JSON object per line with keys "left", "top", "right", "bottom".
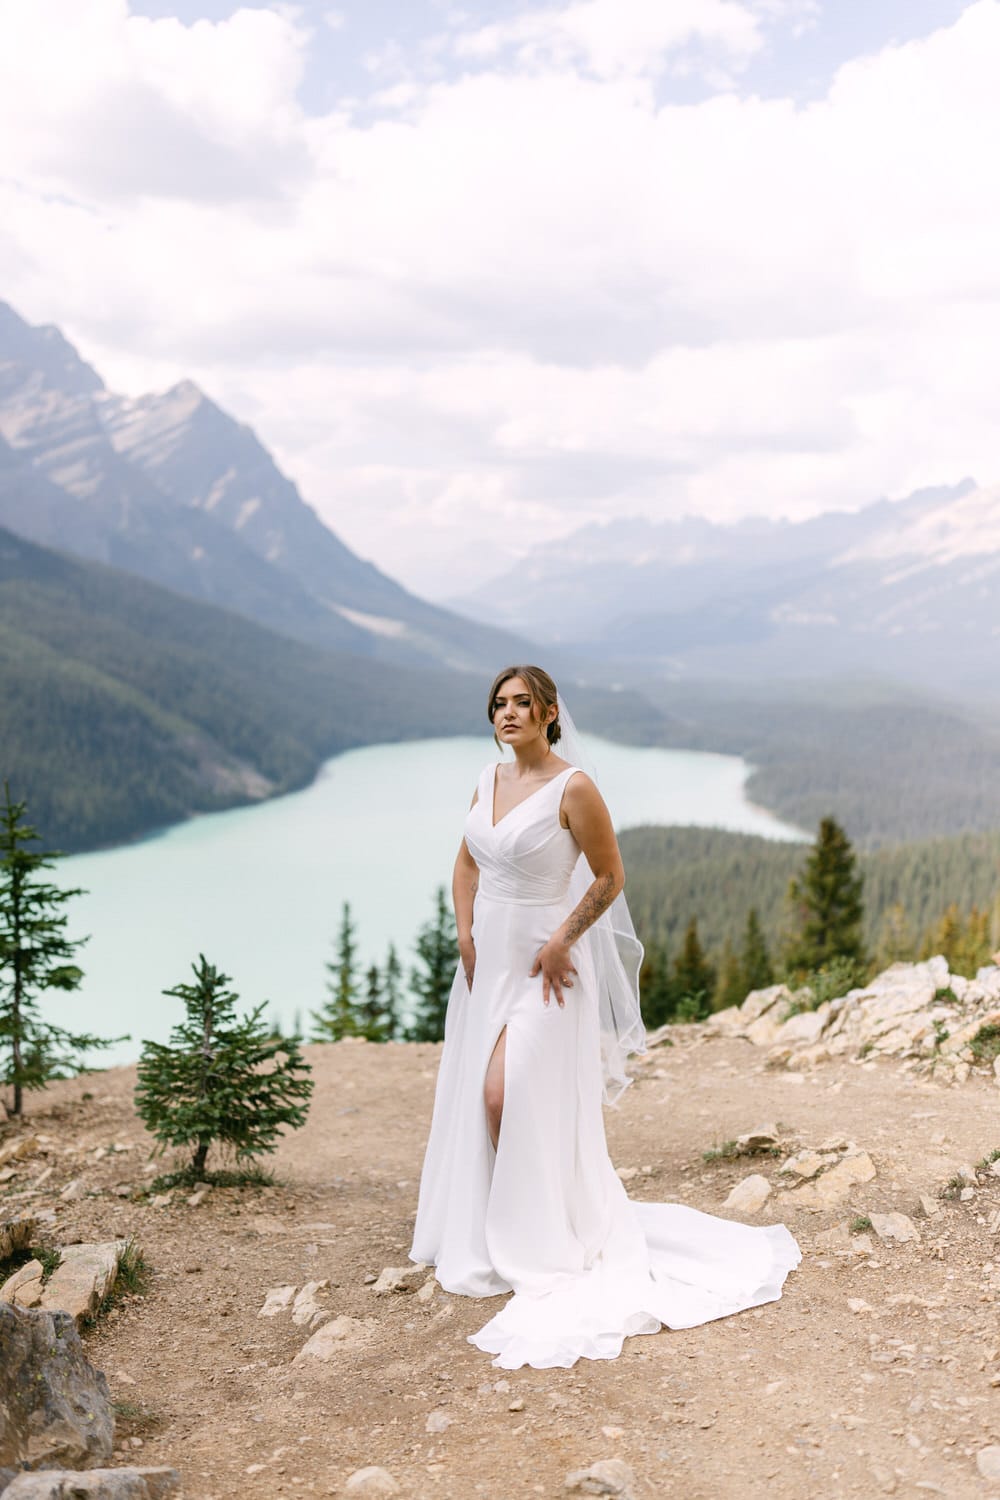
{"left": 492, "top": 675, "right": 553, "bottom": 747}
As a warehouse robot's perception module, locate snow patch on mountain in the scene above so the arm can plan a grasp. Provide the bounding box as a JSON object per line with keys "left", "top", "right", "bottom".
{"left": 834, "top": 485, "right": 1000, "bottom": 571}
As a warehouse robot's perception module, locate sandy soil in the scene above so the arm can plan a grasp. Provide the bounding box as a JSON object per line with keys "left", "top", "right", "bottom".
{"left": 3, "top": 1029, "right": 1000, "bottom": 1500}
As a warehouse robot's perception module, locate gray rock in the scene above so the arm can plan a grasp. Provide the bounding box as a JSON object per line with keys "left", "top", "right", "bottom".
{"left": 0, "top": 1303, "right": 113, "bottom": 1471}
{"left": 564, "top": 1459, "right": 636, "bottom": 1496}
{"left": 1, "top": 1469, "right": 179, "bottom": 1498}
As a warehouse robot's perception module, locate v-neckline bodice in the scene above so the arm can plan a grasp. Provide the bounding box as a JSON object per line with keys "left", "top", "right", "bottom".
{"left": 489, "top": 762, "right": 574, "bottom": 830}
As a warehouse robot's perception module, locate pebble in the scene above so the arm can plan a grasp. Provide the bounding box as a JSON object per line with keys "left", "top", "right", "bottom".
{"left": 508, "top": 1399, "right": 525, "bottom": 1413}
{"left": 425, "top": 1410, "right": 453, "bottom": 1433}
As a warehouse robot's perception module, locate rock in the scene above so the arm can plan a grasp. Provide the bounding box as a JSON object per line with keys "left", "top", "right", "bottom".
{"left": 780, "top": 1150, "right": 830, "bottom": 1179}
{"left": 739, "top": 985, "right": 792, "bottom": 1024}
{"left": 1, "top": 1259, "right": 45, "bottom": 1309}
{"left": 615, "top": 1167, "right": 639, "bottom": 1182}
{"left": 0, "top": 1303, "right": 113, "bottom": 1471}
{"left": 1, "top": 1468, "right": 179, "bottom": 1498}
{"left": 343, "top": 1469, "right": 400, "bottom": 1497}
{"left": 293, "top": 1315, "right": 369, "bottom": 1362}
{"left": 869, "top": 1212, "right": 920, "bottom": 1244}
{"left": 35, "top": 1242, "right": 127, "bottom": 1327}
{"left": 847, "top": 1298, "right": 874, "bottom": 1314}
{"left": 0, "top": 1216, "right": 35, "bottom": 1259}
{"left": 59, "top": 1179, "right": 86, "bottom": 1202}
{"left": 786, "top": 1043, "right": 831, "bottom": 1071}
{"left": 773, "top": 1004, "right": 831, "bottom": 1048}
{"left": 976, "top": 1446, "right": 1000, "bottom": 1481}
{"left": 291, "top": 1280, "right": 330, "bottom": 1327}
{"left": 918, "top": 1194, "right": 941, "bottom": 1218}
{"left": 424, "top": 1410, "right": 453, "bottom": 1433}
{"left": 258, "top": 1285, "right": 297, "bottom": 1318}
{"left": 812, "top": 1222, "right": 872, "bottom": 1256}
{"left": 745, "top": 1014, "right": 788, "bottom": 1048}
{"left": 956, "top": 1164, "right": 978, "bottom": 1184}
{"left": 0, "top": 1135, "right": 39, "bottom": 1168}
{"left": 792, "top": 1150, "right": 876, "bottom": 1209}
{"left": 564, "top": 1459, "right": 636, "bottom": 1497}
{"left": 960, "top": 1186, "right": 976, "bottom": 1202}
{"left": 735, "top": 1124, "right": 780, "bottom": 1152}
{"left": 722, "top": 1175, "right": 772, "bottom": 1215}
{"left": 415, "top": 1278, "right": 436, "bottom": 1304}
{"left": 371, "top": 1264, "right": 426, "bottom": 1295}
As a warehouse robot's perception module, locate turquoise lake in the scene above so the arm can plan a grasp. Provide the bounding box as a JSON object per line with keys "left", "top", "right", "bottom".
{"left": 48, "top": 735, "right": 804, "bottom": 1063}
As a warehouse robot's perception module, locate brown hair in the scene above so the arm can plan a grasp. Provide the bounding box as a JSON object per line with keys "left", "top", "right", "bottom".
{"left": 487, "top": 665, "right": 562, "bottom": 749}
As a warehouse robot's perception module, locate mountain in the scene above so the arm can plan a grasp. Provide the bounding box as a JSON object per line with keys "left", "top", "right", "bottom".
{"left": 0, "top": 523, "right": 484, "bottom": 851}
{"left": 449, "top": 481, "right": 1000, "bottom": 694}
{"left": 0, "top": 301, "right": 526, "bottom": 672}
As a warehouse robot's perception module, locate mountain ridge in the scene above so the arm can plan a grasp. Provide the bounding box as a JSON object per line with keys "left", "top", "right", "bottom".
{"left": 0, "top": 300, "right": 527, "bottom": 673}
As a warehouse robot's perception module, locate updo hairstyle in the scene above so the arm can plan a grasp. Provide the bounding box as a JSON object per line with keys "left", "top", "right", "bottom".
{"left": 487, "top": 665, "right": 562, "bottom": 750}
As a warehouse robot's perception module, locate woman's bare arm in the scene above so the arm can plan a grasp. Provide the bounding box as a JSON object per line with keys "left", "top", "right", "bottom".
{"left": 530, "top": 773, "right": 624, "bottom": 1007}
{"left": 454, "top": 790, "right": 480, "bottom": 989}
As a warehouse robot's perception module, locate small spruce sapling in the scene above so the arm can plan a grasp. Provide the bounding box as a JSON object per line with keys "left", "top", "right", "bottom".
{"left": 0, "top": 783, "right": 120, "bottom": 1117}
{"left": 135, "top": 955, "right": 313, "bottom": 1178}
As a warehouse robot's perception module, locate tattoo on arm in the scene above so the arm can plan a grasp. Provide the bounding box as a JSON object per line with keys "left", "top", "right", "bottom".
{"left": 563, "top": 873, "right": 617, "bottom": 945}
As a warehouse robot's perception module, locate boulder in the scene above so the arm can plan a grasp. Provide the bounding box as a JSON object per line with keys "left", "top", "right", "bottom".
{"left": 1, "top": 1469, "right": 179, "bottom": 1499}
{"left": 739, "top": 985, "right": 792, "bottom": 1024}
{"left": 0, "top": 1304, "right": 113, "bottom": 1471}
{"left": 722, "top": 1175, "right": 772, "bottom": 1216}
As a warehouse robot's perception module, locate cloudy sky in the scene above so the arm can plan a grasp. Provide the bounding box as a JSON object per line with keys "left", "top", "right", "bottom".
{"left": 1, "top": 0, "right": 996, "bottom": 595}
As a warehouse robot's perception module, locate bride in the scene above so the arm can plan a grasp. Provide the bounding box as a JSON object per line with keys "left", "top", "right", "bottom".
{"left": 410, "top": 664, "right": 800, "bottom": 1370}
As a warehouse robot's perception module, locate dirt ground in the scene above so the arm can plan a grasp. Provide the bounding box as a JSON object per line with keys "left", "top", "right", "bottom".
{"left": 4, "top": 1028, "right": 1000, "bottom": 1500}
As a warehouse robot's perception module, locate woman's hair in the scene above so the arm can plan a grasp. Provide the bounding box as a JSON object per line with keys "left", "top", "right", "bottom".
{"left": 487, "top": 665, "right": 562, "bottom": 748}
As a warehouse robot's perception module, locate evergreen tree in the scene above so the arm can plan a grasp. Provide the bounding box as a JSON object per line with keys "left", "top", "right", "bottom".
{"left": 713, "top": 939, "right": 745, "bottom": 1012}
{"left": 135, "top": 955, "right": 313, "bottom": 1178}
{"left": 639, "top": 940, "right": 674, "bottom": 1029}
{"left": 0, "top": 784, "right": 117, "bottom": 1117}
{"left": 740, "top": 907, "right": 774, "bottom": 992}
{"left": 383, "top": 943, "right": 404, "bottom": 1038}
{"left": 785, "top": 817, "right": 865, "bottom": 974}
{"left": 312, "top": 902, "right": 362, "bottom": 1041}
{"left": 407, "top": 887, "right": 459, "bottom": 1042}
{"left": 357, "top": 963, "right": 395, "bottom": 1042}
{"left": 672, "top": 918, "right": 715, "bottom": 1021}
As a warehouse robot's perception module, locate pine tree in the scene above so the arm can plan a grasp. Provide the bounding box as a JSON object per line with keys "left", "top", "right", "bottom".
{"left": 312, "top": 902, "right": 362, "bottom": 1041}
{"left": 383, "top": 943, "right": 404, "bottom": 1038}
{"left": 785, "top": 817, "right": 865, "bottom": 974}
{"left": 639, "top": 940, "right": 674, "bottom": 1028}
{"left": 407, "top": 887, "right": 459, "bottom": 1043}
{"left": 672, "top": 918, "right": 715, "bottom": 1021}
{"left": 357, "top": 963, "right": 395, "bottom": 1042}
{"left": 740, "top": 907, "right": 774, "bottom": 992}
{"left": 135, "top": 955, "right": 313, "bottom": 1178}
{"left": 0, "top": 784, "right": 118, "bottom": 1117}
{"left": 713, "top": 939, "right": 745, "bottom": 1011}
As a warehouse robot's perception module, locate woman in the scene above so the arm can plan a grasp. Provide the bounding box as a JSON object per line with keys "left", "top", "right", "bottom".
{"left": 411, "top": 665, "right": 800, "bottom": 1370}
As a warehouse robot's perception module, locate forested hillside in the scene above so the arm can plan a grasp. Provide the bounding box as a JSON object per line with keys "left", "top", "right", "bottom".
{"left": 635, "top": 679, "right": 1000, "bottom": 850}
{"left": 0, "top": 527, "right": 482, "bottom": 850}
{"left": 620, "top": 823, "right": 1000, "bottom": 962}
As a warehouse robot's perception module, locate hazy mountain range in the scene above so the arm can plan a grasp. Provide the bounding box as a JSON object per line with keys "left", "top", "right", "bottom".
{"left": 451, "top": 480, "right": 1000, "bottom": 695}
{"left": 0, "top": 301, "right": 524, "bottom": 674}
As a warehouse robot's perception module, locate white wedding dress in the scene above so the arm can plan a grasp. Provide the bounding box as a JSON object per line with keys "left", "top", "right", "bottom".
{"left": 410, "top": 762, "right": 800, "bottom": 1370}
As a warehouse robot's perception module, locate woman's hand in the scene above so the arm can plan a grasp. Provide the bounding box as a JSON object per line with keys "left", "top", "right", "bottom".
{"left": 459, "top": 937, "right": 477, "bottom": 992}
{"left": 530, "top": 937, "right": 577, "bottom": 1008}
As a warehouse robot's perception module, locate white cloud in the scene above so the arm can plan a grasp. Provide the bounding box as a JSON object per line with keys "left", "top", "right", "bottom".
{"left": 2, "top": 0, "right": 1000, "bottom": 595}
{"left": 453, "top": 0, "right": 762, "bottom": 81}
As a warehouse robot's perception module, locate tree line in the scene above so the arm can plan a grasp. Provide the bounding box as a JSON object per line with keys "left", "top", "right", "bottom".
{"left": 637, "top": 815, "right": 1000, "bottom": 1027}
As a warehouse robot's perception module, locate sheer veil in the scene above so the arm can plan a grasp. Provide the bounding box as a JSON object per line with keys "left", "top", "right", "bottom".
{"left": 555, "top": 695, "right": 647, "bottom": 1103}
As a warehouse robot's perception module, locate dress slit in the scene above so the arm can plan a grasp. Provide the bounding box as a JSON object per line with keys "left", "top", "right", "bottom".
{"left": 483, "top": 1024, "right": 507, "bottom": 1150}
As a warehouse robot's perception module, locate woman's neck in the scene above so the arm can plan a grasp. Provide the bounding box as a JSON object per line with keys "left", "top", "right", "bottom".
{"left": 510, "top": 740, "right": 552, "bottom": 777}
